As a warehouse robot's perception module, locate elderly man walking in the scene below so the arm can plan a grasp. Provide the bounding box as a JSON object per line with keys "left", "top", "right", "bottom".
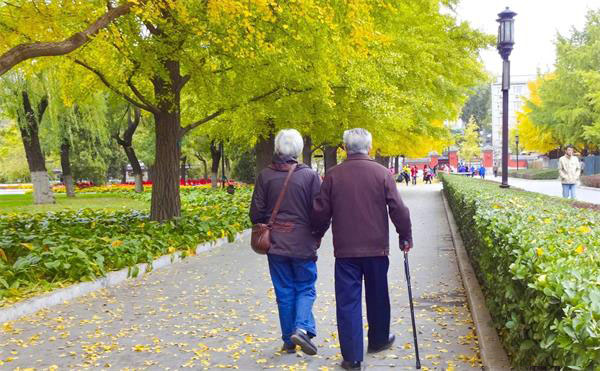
{"left": 312, "top": 128, "right": 413, "bottom": 370}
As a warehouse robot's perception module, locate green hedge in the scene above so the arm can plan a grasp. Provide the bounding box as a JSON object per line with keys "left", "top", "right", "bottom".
{"left": 441, "top": 174, "right": 599, "bottom": 369}
{"left": 499, "top": 168, "right": 560, "bottom": 180}
{"left": 0, "top": 187, "right": 252, "bottom": 306}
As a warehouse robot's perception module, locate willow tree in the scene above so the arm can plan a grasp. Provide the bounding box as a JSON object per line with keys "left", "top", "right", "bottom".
{"left": 0, "top": 72, "right": 54, "bottom": 203}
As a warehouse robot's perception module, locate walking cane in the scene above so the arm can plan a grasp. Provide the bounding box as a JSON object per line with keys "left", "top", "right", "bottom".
{"left": 402, "top": 242, "right": 421, "bottom": 369}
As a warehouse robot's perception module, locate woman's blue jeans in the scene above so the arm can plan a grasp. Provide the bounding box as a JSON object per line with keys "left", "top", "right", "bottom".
{"left": 267, "top": 254, "right": 317, "bottom": 345}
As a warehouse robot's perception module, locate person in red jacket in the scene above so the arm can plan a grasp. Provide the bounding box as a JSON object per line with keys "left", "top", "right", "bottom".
{"left": 410, "top": 165, "right": 417, "bottom": 185}
{"left": 312, "top": 128, "right": 413, "bottom": 370}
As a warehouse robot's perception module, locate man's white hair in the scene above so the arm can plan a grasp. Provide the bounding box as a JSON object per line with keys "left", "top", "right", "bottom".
{"left": 343, "top": 128, "right": 372, "bottom": 155}
{"left": 274, "top": 129, "right": 304, "bottom": 158}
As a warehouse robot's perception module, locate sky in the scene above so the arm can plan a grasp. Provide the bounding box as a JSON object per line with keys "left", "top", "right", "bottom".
{"left": 454, "top": 0, "right": 599, "bottom": 77}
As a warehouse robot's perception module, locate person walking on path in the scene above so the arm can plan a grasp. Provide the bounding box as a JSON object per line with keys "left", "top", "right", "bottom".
{"left": 559, "top": 144, "right": 581, "bottom": 199}
{"left": 411, "top": 165, "right": 417, "bottom": 185}
{"left": 479, "top": 165, "right": 486, "bottom": 180}
{"left": 423, "top": 165, "right": 432, "bottom": 184}
{"left": 312, "top": 128, "right": 413, "bottom": 370}
{"left": 249, "top": 129, "right": 322, "bottom": 356}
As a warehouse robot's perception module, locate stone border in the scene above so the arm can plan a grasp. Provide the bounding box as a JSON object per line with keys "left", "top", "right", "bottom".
{"left": 0, "top": 229, "right": 251, "bottom": 324}
{"left": 440, "top": 191, "right": 512, "bottom": 370}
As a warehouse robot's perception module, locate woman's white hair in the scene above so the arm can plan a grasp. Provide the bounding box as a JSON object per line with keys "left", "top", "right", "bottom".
{"left": 343, "top": 128, "right": 372, "bottom": 155}
{"left": 274, "top": 129, "right": 304, "bottom": 158}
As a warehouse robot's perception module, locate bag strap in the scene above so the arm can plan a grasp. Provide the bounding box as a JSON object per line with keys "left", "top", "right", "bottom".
{"left": 268, "top": 163, "right": 297, "bottom": 226}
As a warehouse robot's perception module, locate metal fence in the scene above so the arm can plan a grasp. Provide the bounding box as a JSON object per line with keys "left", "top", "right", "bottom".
{"left": 583, "top": 155, "right": 600, "bottom": 176}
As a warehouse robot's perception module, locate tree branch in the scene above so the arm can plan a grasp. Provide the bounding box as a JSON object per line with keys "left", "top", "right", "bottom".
{"left": 179, "top": 86, "right": 283, "bottom": 137}
{"left": 74, "top": 59, "right": 158, "bottom": 114}
{"left": 180, "top": 108, "right": 226, "bottom": 137}
{"left": 0, "top": 2, "right": 135, "bottom": 76}
{"left": 127, "top": 74, "right": 159, "bottom": 113}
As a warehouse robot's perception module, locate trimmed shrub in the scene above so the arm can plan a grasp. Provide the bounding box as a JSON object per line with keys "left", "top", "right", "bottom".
{"left": 581, "top": 175, "right": 600, "bottom": 188}
{"left": 441, "top": 174, "right": 599, "bottom": 369}
{"left": 499, "top": 168, "right": 559, "bottom": 180}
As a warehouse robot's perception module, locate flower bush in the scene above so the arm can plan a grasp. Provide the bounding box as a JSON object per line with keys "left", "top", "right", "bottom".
{"left": 581, "top": 175, "right": 600, "bottom": 189}
{"left": 0, "top": 187, "right": 252, "bottom": 306}
{"left": 0, "top": 184, "right": 33, "bottom": 190}
{"left": 441, "top": 174, "right": 599, "bottom": 369}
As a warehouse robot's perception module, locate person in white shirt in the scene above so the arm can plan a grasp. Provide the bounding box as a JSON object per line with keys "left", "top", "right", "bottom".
{"left": 558, "top": 145, "right": 581, "bottom": 199}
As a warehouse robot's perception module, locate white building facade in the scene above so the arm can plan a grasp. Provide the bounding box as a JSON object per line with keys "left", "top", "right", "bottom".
{"left": 491, "top": 75, "right": 535, "bottom": 160}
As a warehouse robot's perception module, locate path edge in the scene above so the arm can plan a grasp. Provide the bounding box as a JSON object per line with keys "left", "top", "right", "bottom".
{"left": 0, "top": 229, "right": 251, "bottom": 324}
{"left": 440, "top": 190, "right": 512, "bottom": 370}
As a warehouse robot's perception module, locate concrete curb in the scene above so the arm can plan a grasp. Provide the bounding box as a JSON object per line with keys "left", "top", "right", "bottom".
{"left": 440, "top": 191, "right": 512, "bottom": 370}
{"left": 0, "top": 229, "right": 251, "bottom": 324}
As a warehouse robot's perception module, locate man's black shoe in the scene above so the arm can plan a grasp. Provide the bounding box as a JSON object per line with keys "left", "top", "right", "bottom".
{"left": 367, "top": 334, "right": 396, "bottom": 353}
{"left": 290, "top": 329, "right": 317, "bottom": 355}
{"left": 341, "top": 360, "right": 361, "bottom": 370}
{"left": 281, "top": 343, "right": 296, "bottom": 354}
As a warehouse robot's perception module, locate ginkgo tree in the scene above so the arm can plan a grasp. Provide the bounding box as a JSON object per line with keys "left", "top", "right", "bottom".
{"left": 0, "top": 0, "right": 492, "bottom": 220}
{"left": 515, "top": 77, "right": 559, "bottom": 154}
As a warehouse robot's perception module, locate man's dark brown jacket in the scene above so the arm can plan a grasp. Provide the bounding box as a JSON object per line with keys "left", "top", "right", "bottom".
{"left": 312, "top": 153, "right": 412, "bottom": 258}
{"left": 249, "top": 155, "right": 322, "bottom": 260}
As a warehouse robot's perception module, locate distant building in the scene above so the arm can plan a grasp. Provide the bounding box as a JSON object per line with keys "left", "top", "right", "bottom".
{"left": 491, "top": 75, "right": 535, "bottom": 161}
{"left": 444, "top": 118, "right": 465, "bottom": 133}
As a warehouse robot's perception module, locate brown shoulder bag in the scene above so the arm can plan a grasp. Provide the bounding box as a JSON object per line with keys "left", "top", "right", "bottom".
{"left": 251, "top": 163, "right": 297, "bottom": 255}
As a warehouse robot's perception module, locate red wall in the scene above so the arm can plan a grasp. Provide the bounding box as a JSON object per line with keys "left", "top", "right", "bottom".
{"left": 508, "top": 159, "right": 528, "bottom": 168}
{"left": 429, "top": 156, "right": 439, "bottom": 168}
{"left": 482, "top": 151, "right": 494, "bottom": 168}
{"left": 448, "top": 151, "right": 458, "bottom": 169}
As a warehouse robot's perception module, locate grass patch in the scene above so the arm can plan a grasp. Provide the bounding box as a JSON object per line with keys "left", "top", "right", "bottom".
{"left": 0, "top": 193, "right": 148, "bottom": 213}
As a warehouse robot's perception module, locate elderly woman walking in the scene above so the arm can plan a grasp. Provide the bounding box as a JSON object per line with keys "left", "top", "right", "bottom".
{"left": 249, "top": 129, "right": 322, "bottom": 355}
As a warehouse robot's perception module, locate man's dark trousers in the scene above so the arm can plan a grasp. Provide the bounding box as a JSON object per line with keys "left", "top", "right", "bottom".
{"left": 335, "top": 256, "right": 391, "bottom": 362}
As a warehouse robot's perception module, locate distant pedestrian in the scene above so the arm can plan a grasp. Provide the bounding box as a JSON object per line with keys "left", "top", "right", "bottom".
{"left": 470, "top": 166, "right": 475, "bottom": 177}
{"left": 249, "top": 129, "right": 321, "bottom": 356}
{"left": 559, "top": 145, "right": 581, "bottom": 199}
{"left": 493, "top": 164, "right": 498, "bottom": 178}
{"left": 423, "top": 165, "right": 432, "bottom": 184}
{"left": 479, "top": 165, "right": 486, "bottom": 180}
{"left": 411, "top": 166, "right": 417, "bottom": 185}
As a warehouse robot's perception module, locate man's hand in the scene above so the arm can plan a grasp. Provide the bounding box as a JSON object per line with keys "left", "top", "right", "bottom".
{"left": 400, "top": 240, "right": 412, "bottom": 252}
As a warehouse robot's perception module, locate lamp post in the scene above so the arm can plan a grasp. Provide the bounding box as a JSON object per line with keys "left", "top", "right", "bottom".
{"left": 497, "top": 7, "right": 517, "bottom": 188}
{"left": 515, "top": 134, "right": 519, "bottom": 172}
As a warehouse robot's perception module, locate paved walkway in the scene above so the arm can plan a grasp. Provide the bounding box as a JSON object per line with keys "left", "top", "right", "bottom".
{"left": 486, "top": 175, "right": 600, "bottom": 204}
{"left": 0, "top": 185, "right": 481, "bottom": 370}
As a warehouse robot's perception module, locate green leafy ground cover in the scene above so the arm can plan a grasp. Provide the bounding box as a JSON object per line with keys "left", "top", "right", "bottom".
{"left": 0, "top": 187, "right": 252, "bottom": 307}
{"left": 441, "top": 174, "right": 600, "bottom": 369}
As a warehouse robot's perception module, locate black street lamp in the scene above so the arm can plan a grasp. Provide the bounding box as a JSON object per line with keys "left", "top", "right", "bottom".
{"left": 497, "top": 7, "right": 517, "bottom": 188}
{"left": 515, "top": 134, "right": 519, "bottom": 172}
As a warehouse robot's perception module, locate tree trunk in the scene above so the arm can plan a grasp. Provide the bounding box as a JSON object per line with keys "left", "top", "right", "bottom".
{"left": 324, "top": 145, "right": 338, "bottom": 174}
{"left": 180, "top": 155, "right": 187, "bottom": 184}
{"left": 151, "top": 111, "right": 181, "bottom": 221}
{"left": 115, "top": 106, "right": 144, "bottom": 193}
{"left": 394, "top": 156, "right": 399, "bottom": 174}
{"left": 303, "top": 135, "right": 312, "bottom": 168}
{"left": 195, "top": 153, "right": 208, "bottom": 180}
{"left": 148, "top": 57, "right": 187, "bottom": 222}
{"left": 255, "top": 133, "right": 274, "bottom": 177}
{"left": 60, "top": 140, "right": 75, "bottom": 197}
{"left": 121, "top": 164, "right": 127, "bottom": 184}
{"left": 210, "top": 141, "right": 222, "bottom": 189}
{"left": 19, "top": 92, "right": 54, "bottom": 204}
